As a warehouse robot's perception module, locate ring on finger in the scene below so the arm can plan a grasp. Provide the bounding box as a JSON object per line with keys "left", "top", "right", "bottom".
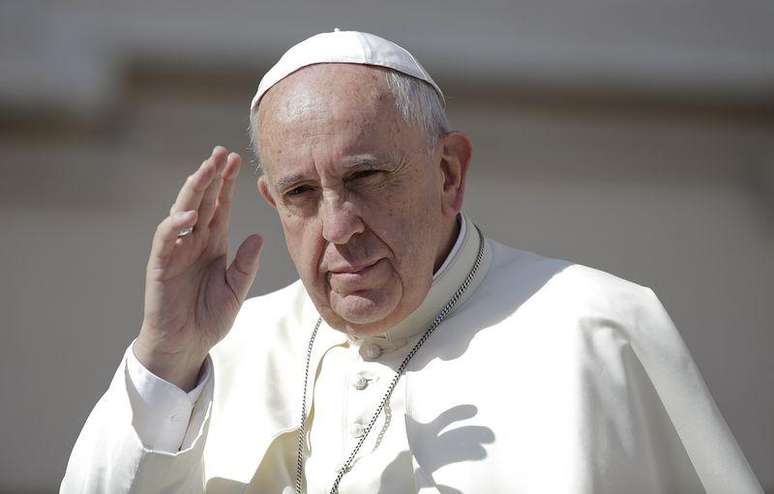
{"left": 177, "top": 226, "right": 194, "bottom": 238}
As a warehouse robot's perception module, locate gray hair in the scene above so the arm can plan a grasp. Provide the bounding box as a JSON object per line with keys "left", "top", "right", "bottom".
{"left": 248, "top": 69, "right": 449, "bottom": 173}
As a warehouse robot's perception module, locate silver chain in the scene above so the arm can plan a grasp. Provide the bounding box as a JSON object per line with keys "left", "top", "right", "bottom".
{"left": 295, "top": 317, "right": 323, "bottom": 494}
{"left": 295, "top": 227, "right": 485, "bottom": 494}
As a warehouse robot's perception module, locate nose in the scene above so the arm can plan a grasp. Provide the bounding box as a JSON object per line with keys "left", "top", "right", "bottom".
{"left": 320, "top": 192, "right": 365, "bottom": 245}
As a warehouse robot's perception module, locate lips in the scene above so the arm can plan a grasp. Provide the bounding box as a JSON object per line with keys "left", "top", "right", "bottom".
{"left": 327, "top": 258, "right": 391, "bottom": 293}
{"left": 327, "top": 258, "right": 380, "bottom": 274}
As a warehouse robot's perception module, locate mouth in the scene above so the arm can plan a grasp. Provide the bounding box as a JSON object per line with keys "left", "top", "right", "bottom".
{"left": 326, "top": 258, "right": 390, "bottom": 293}
{"left": 327, "top": 258, "right": 381, "bottom": 275}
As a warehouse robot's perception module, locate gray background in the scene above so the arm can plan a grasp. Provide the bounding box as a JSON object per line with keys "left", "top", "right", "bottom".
{"left": 1, "top": 1, "right": 772, "bottom": 491}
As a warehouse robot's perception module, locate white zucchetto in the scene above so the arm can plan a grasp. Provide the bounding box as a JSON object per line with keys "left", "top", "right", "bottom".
{"left": 250, "top": 29, "right": 445, "bottom": 112}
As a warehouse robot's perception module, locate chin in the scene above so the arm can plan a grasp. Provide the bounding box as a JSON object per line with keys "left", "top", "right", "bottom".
{"left": 326, "top": 289, "right": 401, "bottom": 335}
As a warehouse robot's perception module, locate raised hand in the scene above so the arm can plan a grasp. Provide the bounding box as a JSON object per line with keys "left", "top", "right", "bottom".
{"left": 134, "top": 146, "right": 263, "bottom": 390}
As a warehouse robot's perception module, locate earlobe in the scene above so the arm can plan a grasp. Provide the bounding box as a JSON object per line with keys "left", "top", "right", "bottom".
{"left": 257, "top": 176, "right": 278, "bottom": 209}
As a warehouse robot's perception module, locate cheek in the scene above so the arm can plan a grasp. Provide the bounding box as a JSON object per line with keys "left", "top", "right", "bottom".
{"left": 389, "top": 206, "right": 445, "bottom": 278}
{"left": 378, "top": 214, "right": 430, "bottom": 271}
{"left": 281, "top": 215, "right": 324, "bottom": 282}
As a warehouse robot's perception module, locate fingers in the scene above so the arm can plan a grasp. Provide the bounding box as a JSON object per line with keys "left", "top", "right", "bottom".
{"left": 209, "top": 152, "right": 241, "bottom": 234}
{"left": 170, "top": 146, "right": 229, "bottom": 219}
{"left": 226, "top": 234, "right": 263, "bottom": 303}
{"left": 197, "top": 173, "right": 223, "bottom": 228}
{"left": 149, "top": 210, "right": 198, "bottom": 269}
{"left": 148, "top": 146, "right": 241, "bottom": 274}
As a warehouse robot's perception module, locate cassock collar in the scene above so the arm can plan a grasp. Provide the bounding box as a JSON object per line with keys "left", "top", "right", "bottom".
{"left": 344, "top": 212, "right": 483, "bottom": 350}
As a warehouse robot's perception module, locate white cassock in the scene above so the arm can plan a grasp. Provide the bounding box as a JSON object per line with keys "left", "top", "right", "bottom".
{"left": 61, "top": 213, "right": 763, "bottom": 493}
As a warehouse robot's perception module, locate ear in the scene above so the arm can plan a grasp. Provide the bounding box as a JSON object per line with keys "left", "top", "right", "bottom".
{"left": 438, "top": 131, "right": 472, "bottom": 217}
{"left": 257, "top": 175, "right": 277, "bottom": 209}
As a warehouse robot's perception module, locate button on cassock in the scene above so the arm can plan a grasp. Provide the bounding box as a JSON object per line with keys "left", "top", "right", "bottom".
{"left": 360, "top": 343, "right": 383, "bottom": 360}
{"left": 349, "top": 423, "right": 366, "bottom": 438}
{"left": 353, "top": 376, "right": 369, "bottom": 390}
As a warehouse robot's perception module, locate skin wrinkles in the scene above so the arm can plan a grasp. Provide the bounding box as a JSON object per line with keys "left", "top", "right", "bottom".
{"left": 255, "top": 64, "right": 471, "bottom": 336}
{"left": 276, "top": 153, "right": 406, "bottom": 200}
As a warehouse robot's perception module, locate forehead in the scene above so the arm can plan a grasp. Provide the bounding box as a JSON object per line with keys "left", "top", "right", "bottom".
{"left": 255, "top": 64, "right": 414, "bottom": 176}
{"left": 259, "top": 63, "right": 393, "bottom": 120}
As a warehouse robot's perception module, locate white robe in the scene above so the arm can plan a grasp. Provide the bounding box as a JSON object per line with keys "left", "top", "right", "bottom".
{"left": 61, "top": 214, "right": 763, "bottom": 493}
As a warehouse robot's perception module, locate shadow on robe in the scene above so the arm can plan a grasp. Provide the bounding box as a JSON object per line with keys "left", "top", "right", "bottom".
{"left": 378, "top": 404, "right": 495, "bottom": 494}
{"left": 407, "top": 255, "right": 572, "bottom": 372}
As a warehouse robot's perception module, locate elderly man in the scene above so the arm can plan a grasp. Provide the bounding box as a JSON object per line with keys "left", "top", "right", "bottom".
{"left": 62, "top": 31, "right": 762, "bottom": 493}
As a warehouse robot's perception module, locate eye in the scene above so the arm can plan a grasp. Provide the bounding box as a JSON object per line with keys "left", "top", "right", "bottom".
{"left": 286, "top": 184, "right": 314, "bottom": 197}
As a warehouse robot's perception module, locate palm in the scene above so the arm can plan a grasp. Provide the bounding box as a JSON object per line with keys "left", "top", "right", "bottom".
{"left": 136, "top": 147, "right": 263, "bottom": 389}
{"left": 146, "top": 237, "right": 233, "bottom": 351}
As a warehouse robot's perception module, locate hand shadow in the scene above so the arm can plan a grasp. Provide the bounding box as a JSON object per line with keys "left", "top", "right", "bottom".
{"left": 407, "top": 256, "right": 572, "bottom": 372}
{"left": 378, "top": 404, "right": 494, "bottom": 494}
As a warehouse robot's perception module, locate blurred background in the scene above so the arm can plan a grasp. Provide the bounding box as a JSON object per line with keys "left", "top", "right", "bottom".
{"left": 1, "top": 0, "right": 772, "bottom": 491}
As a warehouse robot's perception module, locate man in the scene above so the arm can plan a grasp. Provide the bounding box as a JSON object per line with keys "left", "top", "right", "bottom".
{"left": 61, "top": 30, "right": 762, "bottom": 493}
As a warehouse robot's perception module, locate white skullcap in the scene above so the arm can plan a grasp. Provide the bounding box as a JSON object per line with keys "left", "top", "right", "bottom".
{"left": 250, "top": 29, "right": 444, "bottom": 112}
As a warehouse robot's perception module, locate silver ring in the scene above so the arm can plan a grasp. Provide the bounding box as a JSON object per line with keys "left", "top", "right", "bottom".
{"left": 177, "top": 226, "right": 194, "bottom": 238}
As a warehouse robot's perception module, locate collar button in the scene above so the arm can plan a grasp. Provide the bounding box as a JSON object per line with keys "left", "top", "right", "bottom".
{"left": 360, "top": 343, "right": 383, "bottom": 360}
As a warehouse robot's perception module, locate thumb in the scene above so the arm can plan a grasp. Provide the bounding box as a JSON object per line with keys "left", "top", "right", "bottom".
{"left": 226, "top": 234, "right": 264, "bottom": 303}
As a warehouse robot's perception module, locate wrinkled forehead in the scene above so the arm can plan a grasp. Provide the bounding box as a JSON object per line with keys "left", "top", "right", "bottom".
{"left": 254, "top": 65, "right": 420, "bottom": 181}
{"left": 256, "top": 65, "right": 407, "bottom": 156}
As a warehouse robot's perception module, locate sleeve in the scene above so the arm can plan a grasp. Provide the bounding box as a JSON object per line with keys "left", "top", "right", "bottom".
{"left": 126, "top": 341, "right": 211, "bottom": 452}
{"left": 562, "top": 283, "right": 764, "bottom": 494}
{"left": 60, "top": 345, "right": 214, "bottom": 494}
{"left": 629, "top": 288, "right": 764, "bottom": 494}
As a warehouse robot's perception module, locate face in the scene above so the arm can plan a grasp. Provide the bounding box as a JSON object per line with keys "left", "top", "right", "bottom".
{"left": 256, "top": 64, "right": 470, "bottom": 335}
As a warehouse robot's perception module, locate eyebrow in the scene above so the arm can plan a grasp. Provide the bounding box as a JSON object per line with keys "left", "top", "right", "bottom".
{"left": 343, "top": 156, "right": 383, "bottom": 172}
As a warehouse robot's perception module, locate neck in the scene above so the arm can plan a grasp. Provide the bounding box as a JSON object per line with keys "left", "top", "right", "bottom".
{"left": 433, "top": 214, "right": 462, "bottom": 273}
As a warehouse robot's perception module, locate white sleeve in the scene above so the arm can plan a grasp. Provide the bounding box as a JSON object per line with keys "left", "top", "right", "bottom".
{"left": 60, "top": 345, "right": 214, "bottom": 493}
{"left": 126, "top": 341, "right": 212, "bottom": 452}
